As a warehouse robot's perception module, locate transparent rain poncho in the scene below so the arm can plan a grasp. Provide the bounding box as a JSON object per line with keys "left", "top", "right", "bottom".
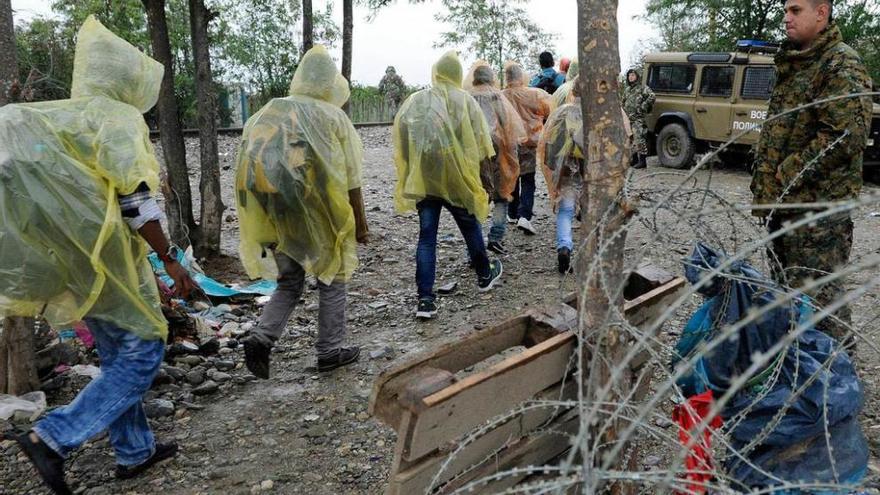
{"left": 550, "top": 59, "right": 579, "bottom": 112}
{"left": 236, "top": 45, "right": 363, "bottom": 285}
{"left": 538, "top": 99, "right": 585, "bottom": 206}
{"left": 392, "top": 51, "right": 495, "bottom": 221}
{"left": 502, "top": 62, "right": 551, "bottom": 148}
{"left": 465, "top": 61, "right": 526, "bottom": 201}
{"left": 0, "top": 16, "right": 167, "bottom": 340}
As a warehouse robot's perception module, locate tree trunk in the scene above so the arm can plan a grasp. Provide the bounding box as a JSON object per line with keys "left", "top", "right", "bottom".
{"left": 302, "top": 0, "right": 314, "bottom": 55}
{"left": 576, "top": 0, "right": 632, "bottom": 492}
{"left": 341, "top": 0, "right": 353, "bottom": 115}
{"left": 0, "top": 0, "right": 17, "bottom": 106}
{"left": 143, "top": 0, "right": 199, "bottom": 249}
{"left": 0, "top": 318, "right": 40, "bottom": 395}
{"left": 188, "top": 0, "right": 224, "bottom": 257}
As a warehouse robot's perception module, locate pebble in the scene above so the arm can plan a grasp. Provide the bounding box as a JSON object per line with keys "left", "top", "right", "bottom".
{"left": 220, "top": 322, "right": 240, "bottom": 337}
{"left": 186, "top": 368, "right": 207, "bottom": 386}
{"left": 260, "top": 480, "right": 274, "bottom": 491}
{"left": 214, "top": 360, "right": 236, "bottom": 371}
{"left": 192, "top": 380, "right": 220, "bottom": 396}
{"left": 145, "top": 399, "right": 175, "bottom": 418}
{"left": 208, "top": 370, "right": 232, "bottom": 383}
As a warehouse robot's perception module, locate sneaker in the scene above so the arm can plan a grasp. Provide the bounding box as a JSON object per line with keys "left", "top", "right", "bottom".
{"left": 115, "top": 442, "right": 179, "bottom": 480}
{"left": 4, "top": 431, "right": 71, "bottom": 495}
{"left": 487, "top": 241, "right": 507, "bottom": 255}
{"left": 516, "top": 217, "right": 537, "bottom": 235}
{"left": 317, "top": 347, "right": 361, "bottom": 372}
{"left": 478, "top": 259, "right": 504, "bottom": 292}
{"left": 415, "top": 298, "right": 438, "bottom": 319}
{"left": 558, "top": 247, "right": 572, "bottom": 274}
{"left": 243, "top": 336, "right": 271, "bottom": 379}
{"left": 507, "top": 215, "right": 518, "bottom": 224}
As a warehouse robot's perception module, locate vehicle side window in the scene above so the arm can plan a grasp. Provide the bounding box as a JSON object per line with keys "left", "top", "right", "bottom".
{"left": 648, "top": 64, "right": 696, "bottom": 94}
{"left": 699, "top": 66, "right": 735, "bottom": 97}
{"left": 741, "top": 66, "right": 776, "bottom": 100}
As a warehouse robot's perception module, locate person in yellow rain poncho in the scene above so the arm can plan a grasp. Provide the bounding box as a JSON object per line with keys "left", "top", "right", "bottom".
{"left": 464, "top": 60, "right": 526, "bottom": 255}
{"left": 236, "top": 45, "right": 368, "bottom": 378}
{"left": 538, "top": 81, "right": 586, "bottom": 275}
{"left": 502, "top": 61, "right": 551, "bottom": 236}
{"left": 0, "top": 16, "right": 198, "bottom": 493}
{"left": 393, "top": 51, "right": 504, "bottom": 320}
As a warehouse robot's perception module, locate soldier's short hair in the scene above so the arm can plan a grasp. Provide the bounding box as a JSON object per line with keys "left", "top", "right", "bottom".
{"left": 782, "top": 0, "right": 833, "bottom": 20}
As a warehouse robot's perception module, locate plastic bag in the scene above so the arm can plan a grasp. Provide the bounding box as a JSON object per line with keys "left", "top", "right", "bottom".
{"left": 392, "top": 51, "right": 495, "bottom": 221}
{"left": 236, "top": 45, "right": 363, "bottom": 285}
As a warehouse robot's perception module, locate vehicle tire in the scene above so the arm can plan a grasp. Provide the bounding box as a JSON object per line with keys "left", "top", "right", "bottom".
{"left": 656, "top": 123, "right": 696, "bottom": 169}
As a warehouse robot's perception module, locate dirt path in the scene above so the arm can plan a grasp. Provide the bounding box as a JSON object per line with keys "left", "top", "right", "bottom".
{"left": 1, "top": 127, "right": 877, "bottom": 494}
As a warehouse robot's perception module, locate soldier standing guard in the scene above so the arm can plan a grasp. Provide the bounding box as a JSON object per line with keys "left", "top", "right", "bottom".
{"left": 378, "top": 66, "right": 406, "bottom": 112}
{"left": 621, "top": 67, "right": 655, "bottom": 169}
{"left": 751, "top": 0, "right": 873, "bottom": 345}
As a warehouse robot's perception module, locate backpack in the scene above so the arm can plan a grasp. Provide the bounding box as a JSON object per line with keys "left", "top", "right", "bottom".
{"left": 533, "top": 73, "right": 559, "bottom": 94}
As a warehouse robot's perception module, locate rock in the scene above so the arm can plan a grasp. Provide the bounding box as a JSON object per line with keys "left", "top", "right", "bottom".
{"left": 219, "top": 322, "right": 240, "bottom": 337}
{"left": 175, "top": 355, "right": 206, "bottom": 366}
{"left": 260, "top": 480, "right": 274, "bottom": 491}
{"left": 164, "top": 366, "right": 187, "bottom": 381}
{"left": 151, "top": 368, "right": 175, "bottom": 387}
{"left": 438, "top": 281, "right": 458, "bottom": 294}
{"left": 208, "top": 370, "right": 232, "bottom": 383}
{"left": 214, "top": 360, "right": 235, "bottom": 371}
{"left": 644, "top": 455, "right": 661, "bottom": 468}
{"left": 192, "top": 380, "right": 219, "bottom": 396}
{"left": 367, "top": 301, "right": 388, "bottom": 310}
{"left": 303, "top": 413, "right": 320, "bottom": 422}
{"left": 369, "top": 346, "right": 395, "bottom": 360}
{"left": 215, "top": 304, "right": 233, "bottom": 313}
{"left": 185, "top": 368, "right": 206, "bottom": 386}
{"left": 305, "top": 303, "right": 319, "bottom": 312}
{"left": 145, "top": 399, "right": 175, "bottom": 418}
{"left": 192, "top": 301, "right": 210, "bottom": 312}
{"left": 218, "top": 347, "right": 234, "bottom": 356}
{"left": 198, "top": 338, "right": 221, "bottom": 356}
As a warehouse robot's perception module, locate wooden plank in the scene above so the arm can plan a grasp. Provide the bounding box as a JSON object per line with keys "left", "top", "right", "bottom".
{"left": 401, "top": 331, "right": 577, "bottom": 461}
{"left": 387, "top": 381, "right": 577, "bottom": 495}
{"left": 370, "top": 315, "right": 531, "bottom": 426}
{"left": 437, "top": 411, "right": 580, "bottom": 494}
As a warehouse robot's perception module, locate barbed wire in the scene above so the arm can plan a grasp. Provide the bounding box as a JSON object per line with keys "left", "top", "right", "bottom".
{"left": 423, "top": 91, "right": 880, "bottom": 494}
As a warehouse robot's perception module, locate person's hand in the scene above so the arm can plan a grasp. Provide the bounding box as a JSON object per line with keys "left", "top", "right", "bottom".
{"left": 165, "top": 260, "right": 199, "bottom": 300}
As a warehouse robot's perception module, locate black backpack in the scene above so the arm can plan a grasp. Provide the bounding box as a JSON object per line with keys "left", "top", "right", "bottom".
{"left": 533, "top": 73, "right": 559, "bottom": 94}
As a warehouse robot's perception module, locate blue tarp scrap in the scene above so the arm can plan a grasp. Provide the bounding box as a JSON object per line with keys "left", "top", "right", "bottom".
{"left": 148, "top": 252, "right": 276, "bottom": 298}
{"left": 672, "top": 242, "right": 868, "bottom": 493}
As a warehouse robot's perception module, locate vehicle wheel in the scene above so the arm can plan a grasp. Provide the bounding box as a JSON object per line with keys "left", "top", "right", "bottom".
{"left": 656, "top": 123, "right": 696, "bottom": 169}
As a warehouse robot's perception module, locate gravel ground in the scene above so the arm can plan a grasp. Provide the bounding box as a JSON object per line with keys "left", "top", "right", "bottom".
{"left": 1, "top": 127, "right": 878, "bottom": 494}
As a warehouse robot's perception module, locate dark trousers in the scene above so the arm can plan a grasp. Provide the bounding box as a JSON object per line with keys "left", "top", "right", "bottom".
{"left": 508, "top": 172, "right": 537, "bottom": 221}
{"left": 416, "top": 198, "right": 491, "bottom": 300}
{"left": 767, "top": 214, "right": 853, "bottom": 342}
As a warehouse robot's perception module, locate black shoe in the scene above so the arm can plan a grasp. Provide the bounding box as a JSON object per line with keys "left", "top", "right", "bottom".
{"left": 415, "top": 298, "right": 438, "bottom": 320}
{"left": 487, "top": 241, "right": 507, "bottom": 255}
{"left": 558, "top": 247, "right": 572, "bottom": 274}
{"left": 115, "top": 442, "right": 179, "bottom": 480}
{"left": 4, "top": 431, "right": 71, "bottom": 495}
{"left": 630, "top": 152, "right": 639, "bottom": 167}
{"left": 243, "top": 336, "right": 271, "bottom": 379}
{"left": 317, "top": 347, "right": 361, "bottom": 372}
{"left": 478, "top": 259, "right": 503, "bottom": 292}
{"left": 632, "top": 154, "right": 647, "bottom": 169}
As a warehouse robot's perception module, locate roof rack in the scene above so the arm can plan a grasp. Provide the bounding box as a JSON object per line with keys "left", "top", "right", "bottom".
{"left": 736, "top": 39, "right": 780, "bottom": 54}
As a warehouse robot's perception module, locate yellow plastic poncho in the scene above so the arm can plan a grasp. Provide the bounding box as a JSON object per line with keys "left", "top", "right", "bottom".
{"left": 235, "top": 45, "right": 363, "bottom": 285}
{"left": 502, "top": 62, "right": 551, "bottom": 148}
{"left": 465, "top": 61, "right": 526, "bottom": 201}
{"left": 0, "top": 16, "right": 167, "bottom": 340}
{"left": 392, "top": 51, "right": 495, "bottom": 221}
{"left": 549, "top": 59, "right": 580, "bottom": 112}
{"left": 538, "top": 99, "right": 586, "bottom": 207}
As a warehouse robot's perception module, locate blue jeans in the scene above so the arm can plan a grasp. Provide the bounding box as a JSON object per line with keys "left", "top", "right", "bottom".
{"left": 417, "top": 198, "right": 491, "bottom": 300}
{"left": 508, "top": 173, "right": 537, "bottom": 221}
{"left": 488, "top": 200, "right": 508, "bottom": 243}
{"left": 35, "top": 319, "right": 165, "bottom": 466}
{"left": 556, "top": 190, "right": 577, "bottom": 251}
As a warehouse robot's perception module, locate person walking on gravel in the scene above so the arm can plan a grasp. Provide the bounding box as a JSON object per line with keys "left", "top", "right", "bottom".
{"left": 0, "top": 17, "right": 198, "bottom": 494}
{"left": 393, "top": 51, "right": 504, "bottom": 320}
{"left": 621, "top": 67, "right": 655, "bottom": 169}
{"left": 751, "top": 0, "right": 873, "bottom": 345}
{"left": 503, "top": 61, "right": 552, "bottom": 235}
{"left": 237, "top": 45, "right": 369, "bottom": 378}
{"left": 465, "top": 60, "right": 527, "bottom": 254}
{"left": 539, "top": 82, "right": 586, "bottom": 275}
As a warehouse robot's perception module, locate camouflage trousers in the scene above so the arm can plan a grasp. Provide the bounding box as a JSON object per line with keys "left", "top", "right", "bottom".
{"left": 766, "top": 214, "right": 854, "bottom": 342}
{"left": 631, "top": 118, "right": 649, "bottom": 155}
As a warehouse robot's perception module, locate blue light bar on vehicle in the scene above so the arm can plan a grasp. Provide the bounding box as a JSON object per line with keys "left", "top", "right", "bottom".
{"left": 736, "top": 40, "right": 780, "bottom": 54}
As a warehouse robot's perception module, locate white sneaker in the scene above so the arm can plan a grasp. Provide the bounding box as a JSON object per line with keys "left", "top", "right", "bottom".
{"left": 517, "top": 217, "right": 537, "bottom": 235}
{"left": 506, "top": 215, "right": 517, "bottom": 224}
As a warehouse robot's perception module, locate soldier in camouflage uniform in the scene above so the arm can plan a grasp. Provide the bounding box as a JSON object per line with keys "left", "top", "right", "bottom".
{"left": 621, "top": 68, "right": 655, "bottom": 169}
{"left": 378, "top": 66, "right": 406, "bottom": 112}
{"left": 751, "top": 0, "right": 873, "bottom": 344}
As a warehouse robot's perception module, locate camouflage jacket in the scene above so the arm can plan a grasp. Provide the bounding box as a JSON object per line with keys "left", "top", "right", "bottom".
{"left": 751, "top": 23, "right": 873, "bottom": 216}
{"left": 379, "top": 71, "right": 406, "bottom": 104}
{"left": 621, "top": 82, "right": 655, "bottom": 121}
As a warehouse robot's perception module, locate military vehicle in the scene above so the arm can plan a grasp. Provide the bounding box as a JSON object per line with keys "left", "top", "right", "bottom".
{"left": 642, "top": 40, "right": 880, "bottom": 170}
